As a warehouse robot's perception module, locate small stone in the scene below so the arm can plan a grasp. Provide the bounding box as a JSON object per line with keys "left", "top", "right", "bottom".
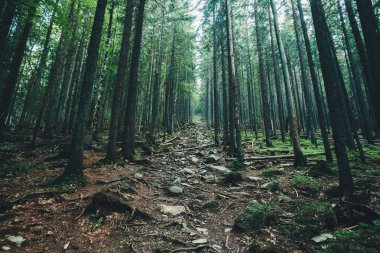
{"left": 224, "top": 228, "right": 232, "bottom": 233}
{"left": 1, "top": 246, "right": 11, "bottom": 251}
{"left": 159, "top": 204, "right": 186, "bottom": 216}
{"left": 213, "top": 244, "right": 222, "bottom": 251}
{"left": 209, "top": 165, "right": 231, "bottom": 173}
{"left": 196, "top": 228, "right": 208, "bottom": 235}
{"left": 46, "top": 231, "right": 54, "bottom": 236}
{"left": 173, "top": 178, "right": 182, "bottom": 184}
{"left": 205, "top": 155, "right": 220, "bottom": 164}
{"left": 134, "top": 173, "right": 143, "bottom": 179}
{"left": 202, "top": 175, "right": 216, "bottom": 183}
{"left": 312, "top": 233, "right": 334, "bottom": 243}
{"left": 192, "top": 238, "right": 208, "bottom": 244}
{"left": 190, "top": 156, "right": 200, "bottom": 164}
{"left": 203, "top": 200, "right": 220, "bottom": 209}
{"left": 64, "top": 242, "right": 70, "bottom": 250}
{"left": 6, "top": 235, "right": 25, "bottom": 248}
{"left": 169, "top": 186, "right": 183, "bottom": 195}
{"left": 247, "top": 176, "right": 263, "bottom": 181}
{"left": 260, "top": 182, "right": 270, "bottom": 189}
{"left": 182, "top": 168, "right": 195, "bottom": 174}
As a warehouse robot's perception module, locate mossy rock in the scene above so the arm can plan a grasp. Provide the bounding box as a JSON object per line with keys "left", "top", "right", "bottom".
{"left": 291, "top": 172, "right": 321, "bottom": 192}
{"left": 261, "top": 168, "right": 285, "bottom": 178}
{"left": 221, "top": 172, "right": 243, "bottom": 185}
{"left": 234, "top": 203, "right": 267, "bottom": 232}
{"left": 296, "top": 202, "right": 337, "bottom": 232}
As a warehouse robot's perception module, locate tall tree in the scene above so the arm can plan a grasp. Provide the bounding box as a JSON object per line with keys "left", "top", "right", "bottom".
{"left": 106, "top": 0, "right": 134, "bottom": 162}
{"left": 354, "top": 0, "right": 380, "bottom": 131}
{"left": 310, "top": 0, "right": 353, "bottom": 198}
{"left": 270, "top": 0, "right": 306, "bottom": 166}
{"left": 61, "top": 0, "right": 107, "bottom": 181}
{"left": 0, "top": 0, "right": 40, "bottom": 137}
{"left": 122, "top": 0, "right": 147, "bottom": 161}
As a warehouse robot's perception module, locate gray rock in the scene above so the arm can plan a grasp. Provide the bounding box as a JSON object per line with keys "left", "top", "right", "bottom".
{"left": 247, "top": 176, "right": 263, "bottom": 182}
{"left": 173, "top": 178, "right": 182, "bottom": 184}
{"left": 209, "top": 165, "right": 231, "bottom": 173}
{"left": 6, "top": 235, "right": 25, "bottom": 248}
{"left": 169, "top": 186, "right": 183, "bottom": 195}
{"left": 203, "top": 200, "right": 220, "bottom": 209}
{"left": 134, "top": 173, "right": 143, "bottom": 179}
{"left": 159, "top": 204, "right": 186, "bottom": 216}
{"left": 205, "top": 155, "right": 220, "bottom": 164}
{"left": 202, "top": 174, "right": 216, "bottom": 183}
{"left": 192, "top": 238, "right": 208, "bottom": 244}
{"left": 182, "top": 168, "right": 195, "bottom": 174}
{"left": 312, "top": 233, "right": 334, "bottom": 243}
{"left": 1, "top": 246, "right": 11, "bottom": 251}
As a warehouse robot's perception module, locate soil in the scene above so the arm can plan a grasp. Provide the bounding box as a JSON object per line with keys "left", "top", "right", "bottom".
{"left": 1, "top": 120, "right": 379, "bottom": 252}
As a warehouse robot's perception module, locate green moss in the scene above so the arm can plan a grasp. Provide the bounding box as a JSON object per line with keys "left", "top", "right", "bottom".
{"left": 234, "top": 202, "right": 267, "bottom": 232}
{"left": 318, "top": 220, "right": 380, "bottom": 253}
{"left": 267, "top": 180, "right": 281, "bottom": 191}
{"left": 261, "top": 168, "right": 285, "bottom": 178}
{"left": 0, "top": 156, "right": 38, "bottom": 175}
{"left": 296, "top": 202, "right": 337, "bottom": 231}
{"left": 291, "top": 172, "right": 321, "bottom": 192}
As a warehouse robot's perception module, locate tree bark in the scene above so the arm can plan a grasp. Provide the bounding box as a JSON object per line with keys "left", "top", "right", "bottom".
{"left": 62, "top": 0, "right": 107, "bottom": 181}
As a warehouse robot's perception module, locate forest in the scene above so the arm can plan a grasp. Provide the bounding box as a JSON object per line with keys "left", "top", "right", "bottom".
{"left": 0, "top": 0, "right": 380, "bottom": 252}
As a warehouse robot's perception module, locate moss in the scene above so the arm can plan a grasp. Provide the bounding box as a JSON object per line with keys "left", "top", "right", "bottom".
{"left": 234, "top": 202, "right": 267, "bottom": 232}
{"left": 296, "top": 202, "right": 337, "bottom": 231}
{"left": 291, "top": 172, "right": 322, "bottom": 192}
{"left": 261, "top": 168, "right": 285, "bottom": 178}
{"left": 0, "top": 156, "right": 38, "bottom": 175}
{"left": 267, "top": 180, "right": 281, "bottom": 191}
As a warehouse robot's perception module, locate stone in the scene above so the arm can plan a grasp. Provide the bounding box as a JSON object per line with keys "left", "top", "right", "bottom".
{"left": 234, "top": 203, "right": 267, "bottom": 232}
{"left": 224, "top": 228, "right": 232, "bottom": 233}
{"left": 201, "top": 175, "right": 216, "bottom": 183}
{"left": 247, "top": 176, "right": 263, "bottom": 182}
{"left": 182, "top": 168, "right": 195, "bottom": 174}
{"left": 221, "top": 172, "right": 243, "bottom": 185}
{"left": 173, "top": 178, "right": 182, "bottom": 184}
{"left": 1, "top": 246, "right": 11, "bottom": 251}
{"left": 202, "top": 200, "right": 220, "bottom": 209}
{"left": 205, "top": 155, "right": 220, "bottom": 164}
{"left": 312, "top": 233, "right": 334, "bottom": 243}
{"left": 169, "top": 186, "right": 183, "bottom": 195}
{"left": 190, "top": 156, "right": 200, "bottom": 164}
{"left": 134, "top": 173, "right": 143, "bottom": 179}
{"left": 196, "top": 228, "right": 208, "bottom": 235}
{"left": 159, "top": 205, "right": 186, "bottom": 216}
{"left": 6, "top": 235, "right": 25, "bottom": 247}
{"left": 209, "top": 165, "right": 231, "bottom": 173}
{"left": 260, "top": 182, "right": 270, "bottom": 189}
{"left": 192, "top": 239, "right": 208, "bottom": 244}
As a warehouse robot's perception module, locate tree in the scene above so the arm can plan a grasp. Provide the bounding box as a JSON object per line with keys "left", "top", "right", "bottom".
{"left": 61, "top": 0, "right": 108, "bottom": 181}
{"left": 309, "top": 0, "right": 353, "bottom": 198}
{"left": 122, "top": 0, "right": 147, "bottom": 161}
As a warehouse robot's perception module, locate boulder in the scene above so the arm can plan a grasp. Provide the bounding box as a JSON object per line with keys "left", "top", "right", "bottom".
{"left": 234, "top": 203, "right": 267, "bottom": 232}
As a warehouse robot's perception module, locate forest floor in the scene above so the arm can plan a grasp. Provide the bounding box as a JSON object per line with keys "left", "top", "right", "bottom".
{"left": 1, "top": 119, "right": 380, "bottom": 253}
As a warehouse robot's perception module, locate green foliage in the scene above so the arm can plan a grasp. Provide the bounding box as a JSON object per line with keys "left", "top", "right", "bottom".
{"left": 291, "top": 172, "right": 321, "bottom": 191}
{"left": 234, "top": 202, "right": 267, "bottom": 232}
{"left": 261, "top": 168, "right": 285, "bottom": 178}
{"left": 317, "top": 221, "right": 380, "bottom": 253}
{"left": 267, "top": 180, "right": 281, "bottom": 191}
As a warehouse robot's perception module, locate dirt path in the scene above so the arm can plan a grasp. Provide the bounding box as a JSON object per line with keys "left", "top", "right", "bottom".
{"left": 1, "top": 120, "right": 380, "bottom": 252}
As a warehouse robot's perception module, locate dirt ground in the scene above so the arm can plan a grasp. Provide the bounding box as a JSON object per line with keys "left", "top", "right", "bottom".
{"left": 1, "top": 121, "right": 380, "bottom": 252}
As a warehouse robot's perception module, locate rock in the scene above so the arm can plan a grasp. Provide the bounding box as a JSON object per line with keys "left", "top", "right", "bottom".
{"left": 168, "top": 186, "right": 183, "bottom": 195}
{"left": 201, "top": 174, "right": 216, "bottom": 183}
{"left": 159, "top": 205, "right": 186, "bottom": 216}
{"left": 6, "top": 235, "right": 25, "bottom": 247}
{"left": 208, "top": 165, "right": 231, "bottom": 173}
{"left": 221, "top": 172, "right": 243, "bottom": 185}
{"left": 134, "top": 173, "right": 143, "bottom": 179}
{"left": 260, "top": 182, "right": 270, "bottom": 189}
{"left": 190, "top": 156, "right": 200, "bottom": 164}
{"left": 192, "top": 238, "right": 208, "bottom": 244}
{"left": 173, "top": 178, "right": 182, "bottom": 184}
{"left": 203, "top": 200, "right": 220, "bottom": 209}
{"left": 182, "top": 168, "right": 195, "bottom": 174}
{"left": 205, "top": 155, "right": 220, "bottom": 164}
{"left": 224, "top": 228, "right": 232, "bottom": 233}
{"left": 196, "top": 228, "right": 208, "bottom": 235}
{"left": 312, "top": 233, "right": 334, "bottom": 243}
{"left": 64, "top": 242, "right": 70, "bottom": 250}
{"left": 234, "top": 203, "right": 267, "bottom": 232}
{"left": 213, "top": 244, "right": 222, "bottom": 251}
{"left": 1, "top": 246, "right": 11, "bottom": 251}
{"left": 247, "top": 176, "right": 263, "bottom": 182}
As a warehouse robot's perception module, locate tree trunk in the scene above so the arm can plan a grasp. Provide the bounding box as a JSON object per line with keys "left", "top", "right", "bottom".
{"left": 310, "top": 0, "right": 353, "bottom": 199}
{"left": 122, "top": 0, "right": 146, "bottom": 161}
{"left": 106, "top": 0, "right": 133, "bottom": 162}
{"left": 296, "top": 0, "right": 332, "bottom": 162}
{"left": 270, "top": 0, "right": 306, "bottom": 166}
{"left": 213, "top": 4, "right": 220, "bottom": 145}
{"left": 62, "top": 0, "right": 107, "bottom": 181}
{"left": 0, "top": 0, "right": 39, "bottom": 137}
{"left": 354, "top": 0, "right": 380, "bottom": 132}
{"left": 225, "top": 0, "right": 243, "bottom": 159}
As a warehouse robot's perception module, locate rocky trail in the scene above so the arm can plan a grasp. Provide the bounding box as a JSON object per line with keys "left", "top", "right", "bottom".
{"left": 1, "top": 120, "right": 380, "bottom": 252}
